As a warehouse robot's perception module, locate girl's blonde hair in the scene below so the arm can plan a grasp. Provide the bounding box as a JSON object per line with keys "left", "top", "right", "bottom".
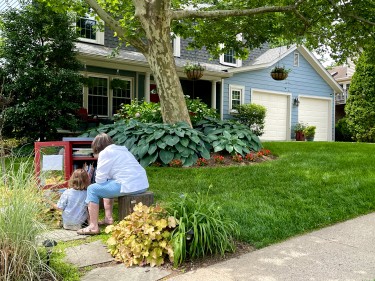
{"left": 91, "top": 133, "right": 114, "bottom": 154}
{"left": 69, "top": 168, "right": 90, "bottom": 190}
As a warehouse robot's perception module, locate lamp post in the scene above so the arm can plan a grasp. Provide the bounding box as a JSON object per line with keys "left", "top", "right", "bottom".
{"left": 42, "top": 239, "right": 57, "bottom": 266}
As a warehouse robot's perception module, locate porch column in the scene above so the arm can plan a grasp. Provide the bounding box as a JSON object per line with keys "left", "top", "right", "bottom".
{"left": 211, "top": 81, "right": 218, "bottom": 109}
{"left": 144, "top": 72, "right": 151, "bottom": 102}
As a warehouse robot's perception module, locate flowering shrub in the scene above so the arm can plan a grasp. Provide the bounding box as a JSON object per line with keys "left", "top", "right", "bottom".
{"left": 245, "top": 152, "right": 256, "bottom": 162}
{"left": 169, "top": 159, "right": 183, "bottom": 167}
{"left": 232, "top": 154, "right": 243, "bottom": 162}
{"left": 196, "top": 158, "right": 209, "bottom": 166}
{"left": 114, "top": 96, "right": 218, "bottom": 125}
{"left": 213, "top": 155, "right": 225, "bottom": 164}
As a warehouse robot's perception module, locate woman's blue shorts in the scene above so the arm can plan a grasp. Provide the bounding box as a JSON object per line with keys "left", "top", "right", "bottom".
{"left": 85, "top": 180, "right": 147, "bottom": 204}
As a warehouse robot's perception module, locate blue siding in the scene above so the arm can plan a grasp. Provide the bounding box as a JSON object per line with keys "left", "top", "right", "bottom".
{"left": 223, "top": 50, "right": 335, "bottom": 139}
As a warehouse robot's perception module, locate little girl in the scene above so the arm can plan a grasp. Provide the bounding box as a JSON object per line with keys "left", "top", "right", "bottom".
{"left": 55, "top": 169, "right": 90, "bottom": 231}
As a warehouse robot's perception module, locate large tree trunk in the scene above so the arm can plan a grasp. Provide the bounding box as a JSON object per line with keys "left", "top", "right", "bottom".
{"left": 135, "top": 0, "right": 192, "bottom": 127}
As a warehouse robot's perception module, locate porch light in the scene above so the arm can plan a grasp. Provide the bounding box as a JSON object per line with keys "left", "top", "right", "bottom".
{"left": 293, "top": 97, "right": 300, "bottom": 107}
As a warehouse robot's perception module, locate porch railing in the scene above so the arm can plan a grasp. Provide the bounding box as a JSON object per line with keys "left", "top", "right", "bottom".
{"left": 335, "top": 91, "right": 349, "bottom": 105}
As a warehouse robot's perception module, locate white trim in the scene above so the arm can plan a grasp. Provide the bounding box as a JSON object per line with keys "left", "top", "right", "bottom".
{"left": 228, "top": 84, "right": 245, "bottom": 113}
{"left": 173, "top": 36, "right": 181, "bottom": 57}
{"left": 220, "top": 79, "right": 224, "bottom": 120}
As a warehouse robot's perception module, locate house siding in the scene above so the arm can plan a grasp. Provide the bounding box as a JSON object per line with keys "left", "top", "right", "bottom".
{"left": 223, "top": 50, "right": 334, "bottom": 140}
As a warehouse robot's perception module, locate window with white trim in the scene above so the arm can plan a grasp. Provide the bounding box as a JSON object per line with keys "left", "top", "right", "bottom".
{"left": 229, "top": 85, "right": 244, "bottom": 112}
{"left": 294, "top": 52, "right": 299, "bottom": 66}
{"left": 112, "top": 79, "right": 132, "bottom": 115}
{"left": 84, "top": 76, "right": 134, "bottom": 117}
{"left": 76, "top": 14, "right": 104, "bottom": 45}
{"left": 88, "top": 77, "right": 108, "bottom": 116}
{"left": 219, "top": 34, "right": 243, "bottom": 67}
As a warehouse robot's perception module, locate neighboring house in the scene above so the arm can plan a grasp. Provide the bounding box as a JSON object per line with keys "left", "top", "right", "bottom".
{"left": 328, "top": 62, "right": 355, "bottom": 123}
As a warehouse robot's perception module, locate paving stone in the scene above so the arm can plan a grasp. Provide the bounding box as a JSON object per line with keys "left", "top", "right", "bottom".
{"left": 64, "top": 240, "right": 114, "bottom": 267}
{"left": 81, "top": 264, "right": 172, "bottom": 281}
{"left": 37, "top": 229, "right": 87, "bottom": 245}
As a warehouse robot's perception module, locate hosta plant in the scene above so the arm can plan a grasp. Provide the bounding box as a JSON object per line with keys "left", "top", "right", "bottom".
{"left": 195, "top": 117, "right": 262, "bottom": 156}
{"left": 166, "top": 190, "right": 239, "bottom": 267}
{"left": 81, "top": 120, "right": 211, "bottom": 167}
{"left": 105, "top": 203, "right": 177, "bottom": 267}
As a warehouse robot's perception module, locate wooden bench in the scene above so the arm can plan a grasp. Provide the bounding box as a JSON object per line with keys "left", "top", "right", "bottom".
{"left": 118, "top": 191, "right": 154, "bottom": 220}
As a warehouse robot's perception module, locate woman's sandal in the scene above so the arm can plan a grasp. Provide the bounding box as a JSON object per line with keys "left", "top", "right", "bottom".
{"left": 77, "top": 227, "right": 100, "bottom": 235}
{"left": 98, "top": 220, "right": 113, "bottom": 226}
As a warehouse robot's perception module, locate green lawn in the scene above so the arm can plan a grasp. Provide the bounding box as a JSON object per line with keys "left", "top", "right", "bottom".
{"left": 147, "top": 142, "right": 375, "bottom": 248}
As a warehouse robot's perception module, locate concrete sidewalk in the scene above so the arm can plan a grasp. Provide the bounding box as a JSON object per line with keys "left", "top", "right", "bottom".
{"left": 168, "top": 212, "right": 375, "bottom": 281}
{"left": 40, "top": 212, "right": 375, "bottom": 280}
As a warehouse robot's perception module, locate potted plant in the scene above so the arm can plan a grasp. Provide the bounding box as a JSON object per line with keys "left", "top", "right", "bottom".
{"left": 304, "top": 125, "right": 316, "bottom": 141}
{"left": 293, "top": 122, "right": 306, "bottom": 141}
{"left": 270, "top": 66, "right": 291, "bottom": 81}
{"left": 184, "top": 62, "right": 205, "bottom": 80}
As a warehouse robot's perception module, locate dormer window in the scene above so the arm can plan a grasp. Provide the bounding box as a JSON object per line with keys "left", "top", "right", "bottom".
{"left": 219, "top": 34, "right": 242, "bottom": 67}
{"left": 76, "top": 14, "right": 104, "bottom": 45}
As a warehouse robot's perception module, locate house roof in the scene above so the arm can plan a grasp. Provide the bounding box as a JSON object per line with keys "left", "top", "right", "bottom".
{"left": 227, "top": 45, "right": 343, "bottom": 93}
{"left": 75, "top": 42, "right": 231, "bottom": 79}
{"left": 328, "top": 63, "right": 355, "bottom": 83}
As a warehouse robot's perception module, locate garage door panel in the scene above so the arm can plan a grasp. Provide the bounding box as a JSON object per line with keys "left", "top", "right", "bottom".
{"left": 252, "top": 91, "right": 289, "bottom": 141}
{"left": 299, "top": 97, "right": 331, "bottom": 141}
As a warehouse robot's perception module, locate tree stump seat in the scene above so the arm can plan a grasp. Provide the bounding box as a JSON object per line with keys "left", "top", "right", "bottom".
{"left": 117, "top": 191, "right": 154, "bottom": 220}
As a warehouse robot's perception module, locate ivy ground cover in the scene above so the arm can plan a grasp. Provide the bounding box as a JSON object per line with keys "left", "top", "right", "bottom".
{"left": 147, "top": 141, "right": 375, "bottom": 248}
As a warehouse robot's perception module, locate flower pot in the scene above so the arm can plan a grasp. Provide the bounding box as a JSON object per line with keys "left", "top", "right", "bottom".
{"left": 305, "top": 136, "right": 314, "bottom": 141}
{"left": 295, "top": 131, "right": 305, "bottom": 141}
{"left": 186, "top": 69, "right": 204, "bottom": 80}
{"left": 271, "top": 72, "right": 288, "bottom": 81}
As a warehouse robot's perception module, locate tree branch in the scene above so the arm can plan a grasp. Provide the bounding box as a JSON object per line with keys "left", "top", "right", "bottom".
{"left": 171, "top": 4, "right": 301, "bottom": 20}
{"left": 84, "top": 0, "right": 148, "bottom": 53}
{"left": 327, "top": 0, "right": 375, "bottom": 26}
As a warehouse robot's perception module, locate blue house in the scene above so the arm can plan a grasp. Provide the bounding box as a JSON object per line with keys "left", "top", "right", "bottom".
{"left": 74, "top": 16, "right": 342, "bottom": 141}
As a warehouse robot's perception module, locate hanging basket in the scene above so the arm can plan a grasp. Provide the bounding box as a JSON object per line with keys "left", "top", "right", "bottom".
{"left": 186, "top": 69, "right": 204, "bottom": 80}
{"left": 271, "top": 72, "right": 288, "bottom": 81}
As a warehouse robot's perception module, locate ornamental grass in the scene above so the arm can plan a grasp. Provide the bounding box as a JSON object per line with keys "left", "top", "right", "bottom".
{"left": 0, "top": 157, "right": 57, "bottom": 281}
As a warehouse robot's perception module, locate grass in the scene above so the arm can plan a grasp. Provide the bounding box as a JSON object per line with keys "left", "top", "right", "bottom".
{"left": 147, "top": 142, "right": 375, "bottom": 248}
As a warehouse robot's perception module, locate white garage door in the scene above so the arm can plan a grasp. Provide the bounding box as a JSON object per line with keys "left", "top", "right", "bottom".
{"left": 252, "top": 91, "right": 290, "bottom": 141}
{"left": 298, "top": 97, "right": 331, "bottom": 141}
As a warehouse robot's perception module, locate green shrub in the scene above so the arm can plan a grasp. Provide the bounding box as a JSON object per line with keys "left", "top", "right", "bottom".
{"left": 166, "top": 190, "right": 239, "bottom": 267}
{"left": 233, "top": 103, "right": 266, "bottom": 136}
{"left": 335, "top": 118, "right": 352, "bottom": 142}
{"left": 0, "top": 158, "right": 57, "bottom": 280}
{"left": 195, "top": 117, "right": 262, "bottom": 155}
{"left": 105, "top": 203, "right": 177, "bottom": 267}
{"left": 81, "top": 120, "right": 211, "bottom": 167}
{"left": 114, "top": 99, "right": 163, "bottom": 123}
{"left": 114, "top": 96, "right": 218, "bottom": 126}
{"left": 185, "top": 96, "right": 219, "bottom": 125}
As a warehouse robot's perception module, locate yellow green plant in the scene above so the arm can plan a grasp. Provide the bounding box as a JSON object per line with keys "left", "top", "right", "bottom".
{"left": 105, "top": 203, "right": 177, "bottom": 267}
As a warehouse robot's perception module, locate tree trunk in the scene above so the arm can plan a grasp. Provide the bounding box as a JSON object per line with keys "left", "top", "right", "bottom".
{"left": 135, "top": 0, "right": 192, "bottom": 127}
